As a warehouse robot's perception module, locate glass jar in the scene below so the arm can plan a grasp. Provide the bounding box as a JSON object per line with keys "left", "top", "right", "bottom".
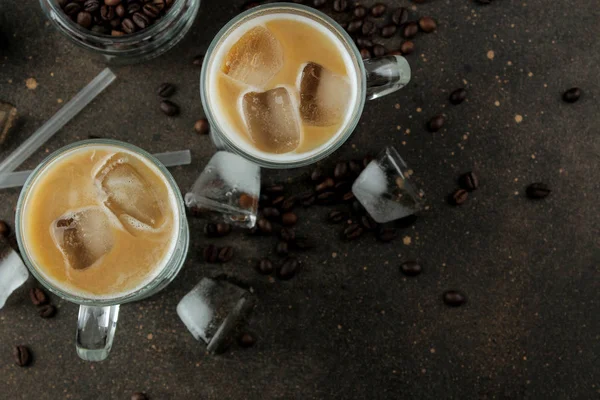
{"left": 39, "top": 0, "right": 200, "bottom": 64}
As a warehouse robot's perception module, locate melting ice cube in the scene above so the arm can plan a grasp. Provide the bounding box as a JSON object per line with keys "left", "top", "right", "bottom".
{"left": 94, "top": 153, "right": 164, "bottom": 233}
{"left": 299, "top": 62, "right": 351, "bottom": 127}
{"left": 242, "top": 87, "right": 301, "bottom": 153}
{"left": 222, "top": 26, "right": 283, "bottom": 87}
{"left": 51, "top": 207, "right": 114, "bottom": 270}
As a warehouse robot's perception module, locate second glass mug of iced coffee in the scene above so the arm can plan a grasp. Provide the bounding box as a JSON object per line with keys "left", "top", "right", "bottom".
{"left": 200, "top": 3, "right": 411, "bottom": 168}
{"left": 15, "top": 139, "right": 189, "bottom": 361}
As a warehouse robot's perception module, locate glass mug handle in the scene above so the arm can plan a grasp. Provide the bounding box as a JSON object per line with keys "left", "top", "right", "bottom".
{"left": 364, "top": 55, "right": 411, "bottom": 100}
{"left": 76, "top": 305, "right": 120, "bottom": 361}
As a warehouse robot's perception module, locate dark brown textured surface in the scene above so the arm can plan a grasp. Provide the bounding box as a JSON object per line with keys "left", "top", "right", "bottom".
{"left": 0, "top": 0, "right": 599, "bottom": 399}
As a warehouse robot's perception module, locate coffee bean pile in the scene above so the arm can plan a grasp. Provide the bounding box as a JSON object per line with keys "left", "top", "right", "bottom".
{"left": 57, "top": 0, "right": 176, "bottom": 36}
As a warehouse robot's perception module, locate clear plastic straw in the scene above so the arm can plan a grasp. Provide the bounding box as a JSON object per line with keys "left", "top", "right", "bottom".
{"left": 0, "top": 150, "right": 192, "bottom": 190}
{"left": 0, "top": 68, "right": 116, "bottom": 185}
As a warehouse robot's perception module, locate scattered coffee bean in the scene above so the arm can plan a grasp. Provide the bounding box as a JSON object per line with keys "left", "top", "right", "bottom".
{"left": 356, "top": 37, "right": 374, "bottom": 48}
{"left": 381, "top": 25, "right": 397, "bottom": 38}
{"left": 360, "top": 48, "right": 372, "bottom": 59}
{"left": 334, "top": 161, "right": 348, "bottom": 178}
{"left": 418, "top": 16, "right": 437, "bottom": 32}
{"left": 157, "top": 82, "right": 176, "bottom": 98}
{"left": 192, "top": 54, "right": 204, "bottom": 66}
{"left": 443, "top": 290, "right": 467, "bottom": 307}
{"left": 459, "top": 171, "right": 479, "bottom": 191}
{"left": 300, "top": 191, "right": 316, "bottom": 207}
{"left": 342, "top": 192, "right": 355, "bottom": 202}
{"left": 373, "top": 44, "right": 387, "bottom": 57}
{"left": 403, "top": 22, "right": 419, "bottom": 38}
{"left": 449, "top": 88, "right": 467, "bottom": 105}
{"left": 311, "top": 167, "right": 324, "bottom": 182}
{"left": 281, "top": 196, "right": 297, "bottom": 211}
{"left": 256, "top": 258, "right": 274, "bottom": 275}
{"left": 371, "top": 3, "right": 387, "bottom": 17}
{"left": 217, "top": 247, "right": 234, "bottom": 263}
{"left": 238, "top": 332, "right": 256, "bottom": 347}
{"left": 281, "top": 212, "right": 298, "bottom": 226}
{"left": 354, "top": 5, "right": 367, "bottom": 18}
{"left": 333, "top": 0, "right": 348, "bottom": 12}
{"left": 276, "top": 241, "right": 289, "bottom": 256}
{"left": 328, "top": 210, "right": 348, "bottom": 223}
{"left": 13, "top": 345, "right": 31, "bottom": 367}
{"left": 362, "top": 20, "right": 376, "bottom": 36}
{"left": 203, "top": 245, "right": 219, "bottom": 263}
{"left": 38, "top": 304, "right": 57, "bottom": 319}
{"left": 316, "top": 191, "right": 337, "bottom": 205}
{"left": 526, "top": 182, "right": 551, "bottom": 199}
{"left": 562, "top": 87, "right": 581, "bottom": 103}
{"left": 400, "top": 41, "right": 415, "bottom": 55}
{"left": 392, "top": 7, "right": 409, "bottom": 25}
{"left": 194, "top": 118, "right": 210, "bottom": 135}
{"left": 159, "top": 100, "right": 179, "bottom": 116}
{"left": 277, "top": 258, "right": 298, "bottom": 280}
{"left": 316, "top": 177, "right": 335, "bottom": 192}
{"left": 450, "top": 188, "right": 468, "bottom": 205}
{"left": 131, "top": 393, "right": 149, "bottom": 400}
{"left": 280, "top": 228, "right": 296, "bottom": 242}
{"left": 257, "top": 218, "right": 273, "bottom": 234}
{"left": 427, "top": 114, "right": 445, "bottom": 132}
{"left": 343, "top": 224, "right": 364, "bottom": 240}
{"left": 400, "top": 261, "right": 422, "bottom": 277}
{"left": 312, "top": 0, "right": 327, "bottom": 8}
{"left": 0, "top": 220, "right": 10, "bottom": 237}
{"left": 376, "top": 226, "right": 398, "bottom": 242}
{"left": 29, "top": 288, "right": 48, "bottom": 306}
{"left": 76, "top": 11, "right": 93, "bottom": 29}
{"left": 271, "top": 195, "right": 285, "bottom": 208}
{"left": 360, "top": 215, "right": 377, "bottom": 231}
{"left": 264, "top": 184, "right": 285, "bottom": 194}
{"left": 347, "top": 20, "right": 363, "bottom": 34}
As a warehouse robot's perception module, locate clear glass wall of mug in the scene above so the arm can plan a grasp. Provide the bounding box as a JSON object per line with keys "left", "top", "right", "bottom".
{"left": 200, "top": 3, "right": 411, "bottom": 169}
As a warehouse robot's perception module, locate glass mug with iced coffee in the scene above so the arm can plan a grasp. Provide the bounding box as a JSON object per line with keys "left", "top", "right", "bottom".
{"left": 16, "top": 140, "right": 189, "bottom": 361}
{"left": 201, "top": 3, "right": 411, "bottom": 168}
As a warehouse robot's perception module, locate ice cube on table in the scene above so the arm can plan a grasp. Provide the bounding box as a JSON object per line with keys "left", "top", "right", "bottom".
{"left": 0, "top": 240, "right": 29, "bottom": 310}
{"left": 242, "top": 87, "right": 301, "bottom": 154}
{"left": 94, "top": 153, "right": 164, "bottom": 233}
{"left": 176, "top": 277, "right": 254, "bottom": 353}
{"left": 185, "top": 151, "right": 260, "bottom": 228}
{"left": 222, "top": 26, "right": 283, "bottom": 87}
{"left": 352, "top": 147, "right": 423, "bottom": 224}
{"left": 299, "top": 62, "right": 351, "bottom": 127}
{"left": 51, "top": 207, "right": 114, "bottom": 270}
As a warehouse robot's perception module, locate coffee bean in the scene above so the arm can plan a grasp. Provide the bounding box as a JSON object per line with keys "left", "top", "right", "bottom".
{"left": 443, "top": 290, "right": 467, "bottom": 307}
{"left": 238, "top": 332, "right": 256, "bottom": 347}
{"left": 29, "top": 288, "right": 48, "bottom": 306}
{"left": 204, "top": 223, "right": 217, "bottom": 237}
{"left": 276, "top": 241, "right": 289, "bottom": 256}
{"left": 427, "top": 114, "right": 445, "bottom": 132}
{"left": 356, "top": 38, "right": 374, "bottom": 50}
{"left": 292, "top": 237, "right": 315, "bottom": 251}
{"left": 351, "top": 200, "right": 366, "bottom": 215}
{"left": 334, "top": 161, "right": 348, "bottom": 178}
{"left": 376, "top": 226, "right": 397, "bottom": 242}
{"left": 217, "top": 247, "right": 234, "bottom": 263}
{"left": 343, "top": 224, "right": 364, "bottom": 240}
{"left": 242, "top": 2, "right": 260, "bottom": 11}
{"left": 334, "top": 180, "right": 351, "bottom": 193}
{"left": 115, "top": 3, "right": 126, "bottom": 17}
{"left": 562, "top": 87, "right": 581, "bottom": 103}
{"left": 328, "top": 210, "right": 348, "bottom": 223}
{"left": 316, "top": 191, "right": 337, "bottom": 205}
{"left": 256, "top": 258, "right": 274, "bottom": 275}
{"left": 459, "top": 171, "right": 479, "bottom": 191}
{"left": 281, "top": 212, "right": 298, "bottom": 226}
{"left": 400, "top": 261, "right": 422, "bottom": 277}
{"left": 192, "top": 54, "right": 204, "bottom": 66}
{"left": 312, "top": 0, "right": 326, "bottom": 8}
{"left": 100, "top": 5, "right": 114, "bottom": 20}
{"left": 381, "top": 25, "right": 397, "bottom": 38}
{"left": 300, "top": 191, "right": 316, "bottom": 207}
{"left": 264, "top": 184, "right": 285, "bottom": 194}
{"left": 127, "top": 2, "right": 141, "bottom": 14}
{"left": 403, "top": 22, "right": 419, "bottom": 38}
{"left": 262, "top": 207, "right": 281, "bottom": 220}
{"left": 271, "top": 195, "right": 285, "bottom": 208}
{"left": 65, "top": 2, "right": 82, "bottom": 16}
{"left": 111, "top": 30, "right": 125, "bottom": 36}
{"left": 39, "top": 304, "right": 57, "bottom": 319}
{"left": 84, "top": 0, "right": 100, "bottom": 12}
{"left": 157, "top": 82, "right": 175, "bottom": 97}
{"left": 449, "top": 88, "right": 467, "bottom": 105}
{"left": 0, "top": 220, "right": 10, "bottom": 237}
{"left": 353, "top": 5, "right": 366, "bottom": 18}
{"left": 159, "top": 100, "right": 179, "bottom": 116}
{"left": 203, "top": 245, "right": 218, "bottom": 263}
{"left": 392, "top": 7, "right": 408, "bottom": 25}
{"left": 13, "top": 345, "right": 31, "bottom": 367}
{"left": 316, "top": 177, "right": 335, "bottom": 192}
{"left": 450, "top": 188, "right": 468, "bottom": 205}
{"left": 360, "top": 48, "right": 372, "bottom": 59}
{"left": 216, "top": 223, "right": 231, "bottom": 236}
{"left": 143, "top": 3, "right": 160, "bottom": 18}
{"left": 418, "top": 16, "right": 437, "bottom": 33}
{"left": 342, "top": 192, "right": 355, "bottom": 202}
{"left": 362, "top": 20, "right": 376, "bottom": 36}
{"left": 526, "top": 182, "right": 551, "bottom": 199}
{"left": 310, "top": 167, "right": 324, "bottom": 182}
{"left": 400, "top": 41, "right": 415, "bottom": 55}
{"left": 280, "top": 227, "right": 296, "bottom": 242}
{"left": 105, "top": 0, "right": 121, "bottom": 6}
{"left": 257, "top": 218, "right": 272, "bottom": 234}
{"left": 360, "top": 215, "right": 377, "bottom": 231}
{"left": 362, "top": 155, "right": 373, "bottom": 168}
{"left": 348, "top": 160, "right": 363, "bottom": 175}
{"left": 194, "top": 119, "right": 210, "bottom": 135}
{"left": 121, "top": 17, "right": 136, "bottom": 33}
{"left": 132, "top": 12, "right": 150, "bottom": 29}
{"left": 372, "top": 44, "right": 386, "bottom": 57}
{"left": 131, "top": 393, "right": 149, "bottom": 400}
{"left": 109, "top": 18, "right": 121, "bottom": 29}
{"left": 277, "top": 258, "right": 298, "bottom": 280}
{"left": 281, "top": 196, "right": 297, "bottom": 211}
{"left": 371, "top": 3, "right": 386, "bottom": 17}
{"left": 333, "top": 0, "right": 348, "bottom": 12}
{"left": 347, "top": 20, "right": 363, "bottom": 34}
